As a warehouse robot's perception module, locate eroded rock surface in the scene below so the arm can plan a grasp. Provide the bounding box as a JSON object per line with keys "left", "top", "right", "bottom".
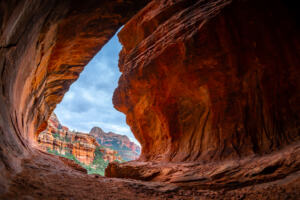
{"left": 108, "top": 0, "right": 300, "bottom": 197}
{"left": 38, "top": 113, "right": 98, "bottom": 165}
{"left": 108, "top": 141, "right": 300, "bottom": 186}
{"left": 0, "top": 0, "right": 148, "bottom": 192}
{"left": 1, "top": 148, "right": 299, "bottom": 199}
{"left": 0, "top": 0, "right": 300, "bottom": 199}
{"left": 113, "top": 0, "right": 300, "bottom": 162}
{"left": 38, "top": 113, "right": 122, "bottom": 166}
{"left": 90, "top": 127, "right": 141, "bottom": 161}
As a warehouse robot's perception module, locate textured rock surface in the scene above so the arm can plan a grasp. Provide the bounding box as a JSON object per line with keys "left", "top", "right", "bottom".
{"left": 39, "top": 113, "right": 108, "bottom": 165}
{"left": 0, "top": 0, "right": 148, "bottom": 191}
{"left": 108, "top": 142, "right": 300, "bottom": 185}
{"left": 0, "top": 0, "right": 300, "bottom": 199}
{"left": 1, "top": 149, "right": 299, "bottom": 199}
{"left": 108, "top": 0, "right": 300, "bottom": 196}
{"left": 113, "top": 0, "right": 300, "bottom": 162}
{"left": 90, "top": 127, "right": 141, "bottom": 161}
{"left": 38, "top": 113, "right": 140, "bottom": 164}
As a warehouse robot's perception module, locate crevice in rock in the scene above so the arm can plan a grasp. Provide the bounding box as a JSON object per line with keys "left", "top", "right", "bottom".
{"left": 0, "top": 43, "right": 17, "bottom": 49}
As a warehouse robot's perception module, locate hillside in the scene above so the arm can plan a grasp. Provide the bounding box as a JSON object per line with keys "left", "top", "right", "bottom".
{"left": 90, "top": 127, "right": 140, "bottom": 161}
{"left": 38, "top": 113, "right": 140, "bottom": 175}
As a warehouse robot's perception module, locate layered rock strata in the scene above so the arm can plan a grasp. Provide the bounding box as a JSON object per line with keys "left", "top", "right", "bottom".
{"left": 113, "top": 0, "right": 300, "bottom": 162}
{"left": 38, "top": 113, "right": 123, "bottom": 165}
{"left": 0, "top": 0, "right": 300, "bottom": 198}
{"left": 90, "top": 127, "right": 141, "bottom": 161}
{"left": 0, "top": 0, "right": 148, "bottom": 190}
{"left": 107, "top": 0, "right": 300, "bottom": 196}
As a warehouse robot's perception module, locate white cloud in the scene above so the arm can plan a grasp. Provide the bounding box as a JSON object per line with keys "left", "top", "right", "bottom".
{"left": 54, "top": 32, "right": 140, "bottom": 146}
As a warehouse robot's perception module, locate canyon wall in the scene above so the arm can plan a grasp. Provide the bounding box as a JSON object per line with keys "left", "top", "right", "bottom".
{"left": 38, "top": 112, "right": 139, "bottom": 165}
{"left": 38, "top": 113, "right": 123, "bottom": 175}
{"left": 90, "top": 127, "right": 141, "bottom": 161}
{"left": 39, "top": 113, "right": 103, "bottom": 165}
{"left": 113, "top": 0, "right": 300, "bottom": 162}
{"left": 0, "top": 0, "right": 148, "bottom": 191}
{"left": 0, "top": 0, "right": 299, "bottom": 198}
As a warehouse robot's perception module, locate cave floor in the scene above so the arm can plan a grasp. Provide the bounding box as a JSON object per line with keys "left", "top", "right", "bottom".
{"left": 1, "top": 144, "right": 300, "bottom": 200}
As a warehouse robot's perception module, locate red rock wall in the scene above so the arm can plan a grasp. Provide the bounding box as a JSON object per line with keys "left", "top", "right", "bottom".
{"left": 90, "top": 127, "right": 141, "bottom": 161}
{"left": 0, "top": 0, "right": 148, "bottom": 190}
{"left": 0, "top": 0, "right": 299, "bottom": 198}
{"left": 38, "top": 113, "right": 123, "bottom": 165}
{"left": 113, "top": 0, "right": 300, "bottom": 162}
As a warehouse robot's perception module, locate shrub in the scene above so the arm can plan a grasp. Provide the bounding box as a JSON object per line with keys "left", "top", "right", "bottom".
{"left": 52, "top": 133, "right": 60, "bottom": 139}
{"left": 46, "top": 146, "right": 110, "bottom": 176}
{"left": 64, "top": 136, "right": 71, "bottom": 142}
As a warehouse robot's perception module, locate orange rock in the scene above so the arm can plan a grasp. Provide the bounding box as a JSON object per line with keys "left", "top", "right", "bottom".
{"left": 0, "top": 0, "right": 149, "bottom": 187}
{"left": 38, "top": 113, "right": 129, "bottom": 165}
{"left": 38, "top": 113, "right": 99, "bottom": 166}
{"left": 90, "top": 127, "right": 140, "bottom": 161}
{"left": 0, "top": 0, "right": 300, "bottom": 198}
{"left": 113, "top": 0, "right": 300, "bottom": 162}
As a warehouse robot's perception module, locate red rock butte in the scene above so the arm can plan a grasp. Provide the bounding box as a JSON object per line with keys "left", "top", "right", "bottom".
{"left": 0, "top": 0, "right": 299, "bottom": 199}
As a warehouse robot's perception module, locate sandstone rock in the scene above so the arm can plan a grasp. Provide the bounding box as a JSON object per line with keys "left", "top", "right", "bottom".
{"left": 0, "top": 0, "right": 300, "bottom": 198}
{"left": 90, "top": 127, "right": 141, "bottom": 161}
{"left": 1, "top": 148, "right": 300, "bottom": 199}
{"left": 0, "top": 0, "right": 149, "bottom": 188}
{"left": 38, "top": 113, "right": 100, "bottom": 165}
{"left": 38, "top": 112, "right": 128, "bottom": 173}
{"left": 108, "top": 0, "right": 300, "bottom": 197}
{"left": 58, "top": 156, "right": 88, "bottom": 173}
{"left": 106, "top": 141, "right": 300, "bottom": 188}
{"left": 113, "top": 0, "right": 300, "bottom": 162}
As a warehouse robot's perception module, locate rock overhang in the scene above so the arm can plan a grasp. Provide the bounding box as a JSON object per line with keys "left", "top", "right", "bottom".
{"left": 0, "top": 0, "right": 299, "bottom": 198}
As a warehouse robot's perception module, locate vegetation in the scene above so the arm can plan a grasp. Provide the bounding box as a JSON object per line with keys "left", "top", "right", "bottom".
{"left": 51, "top": 132, "right": 71, "bottom": 143}
{"left": 46, "top": 146, "right": 111, "bottom": 176}
{"left": 47, "top": 132, "right": 126, "bottom": 176}
{"left": 64, "top": 135, "right": 71, "bottom": 142}
{"left": 97, "top": 138, "right": 131, "bottom": 151}
{"left": 52, "top": 133, "right": 60, "bottom": 139}
{"left": 47, "top": 147, "right": 81, "bottom": 165}
{"left": 87, "top": 146, "right": 109, "bottom": 175}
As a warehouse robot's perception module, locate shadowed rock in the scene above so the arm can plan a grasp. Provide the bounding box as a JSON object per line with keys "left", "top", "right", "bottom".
{"left": 0, "top": 0, "right": 299, "bottom": 199}
{"left": 113, "top": 0, "right": 300, "bottom": 162}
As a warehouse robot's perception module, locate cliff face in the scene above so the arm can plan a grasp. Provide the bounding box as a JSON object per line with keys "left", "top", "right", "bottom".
{"left": 90, "top": 127, "right": 140, "bottom": 161}
{"left": 38, "top": 113, "right": 122, "bottom": 174}
{"left": 0, "top": 0, "right": 148, "bottom": 188}
{"left": 38, "top": 112, "right": 142, "bottom": 175}
{"left": 113, "top": 0, "right": 300, "bottom": 162}
{"left": 38, "top": 113, "right": 99, "bottom": 165}
{"left": 1, "top": 0, "right": 300, "bottom": 199}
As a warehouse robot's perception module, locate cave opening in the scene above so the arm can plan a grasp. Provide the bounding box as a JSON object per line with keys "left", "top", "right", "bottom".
{"left": 37, "top": 30, "right": 141, "bottom": 176}
{"left": 0, "top": 0, "right": 300, "bottom": 199}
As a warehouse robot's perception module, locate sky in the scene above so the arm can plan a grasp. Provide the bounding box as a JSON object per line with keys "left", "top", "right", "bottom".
{"left": 54, "top": 31, "right": 140, "bottom": 145}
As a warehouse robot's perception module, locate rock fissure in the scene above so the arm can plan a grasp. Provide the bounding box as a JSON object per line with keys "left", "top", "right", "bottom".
{"left": 0, "top": 44, "right": 17, "bottom": 49}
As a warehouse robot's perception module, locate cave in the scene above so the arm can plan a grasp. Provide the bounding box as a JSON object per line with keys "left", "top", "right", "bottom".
{"left": 0, "top": 0, "right": 299, "bottom": 199}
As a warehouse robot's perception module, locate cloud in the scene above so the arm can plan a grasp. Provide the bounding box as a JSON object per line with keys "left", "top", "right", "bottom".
{"left": 54, "top": 32, "right": 140, "bottom": 146}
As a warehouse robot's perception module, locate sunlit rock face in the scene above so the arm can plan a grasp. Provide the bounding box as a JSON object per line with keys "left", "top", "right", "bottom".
{"left": 0, "top": 0, "right": 148, "bottom": 191}
{"left": 113, "top": 0, "right": 300, "bottom": 162}
{"left": 0, "top": 0, "right": 300, "bottom": 198}
{"left": 90, "top": 127, "right": 141, "bottom": 161}
{"left": 38, "top": 113, "right": 137, "bottom": 165}
{"left": 38, "top": 113, "right": 99, "bottom": 165}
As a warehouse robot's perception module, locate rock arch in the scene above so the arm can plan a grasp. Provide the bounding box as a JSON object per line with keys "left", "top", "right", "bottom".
{"left": 0, "top": 0, "right": 299, "bottom": 198}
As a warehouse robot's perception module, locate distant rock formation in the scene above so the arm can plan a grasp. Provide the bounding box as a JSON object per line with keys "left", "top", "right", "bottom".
{"left": 38, "top": 113, "right": 129, "bottom": 175}
{"left": 38, "top": 113, "right": 97, "bottom": 165}
{"left": 90, "top": 127, "right": 141, "bottom": 161}
{"left": 1, "top": 0, "right": 300, "bottom": 199}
